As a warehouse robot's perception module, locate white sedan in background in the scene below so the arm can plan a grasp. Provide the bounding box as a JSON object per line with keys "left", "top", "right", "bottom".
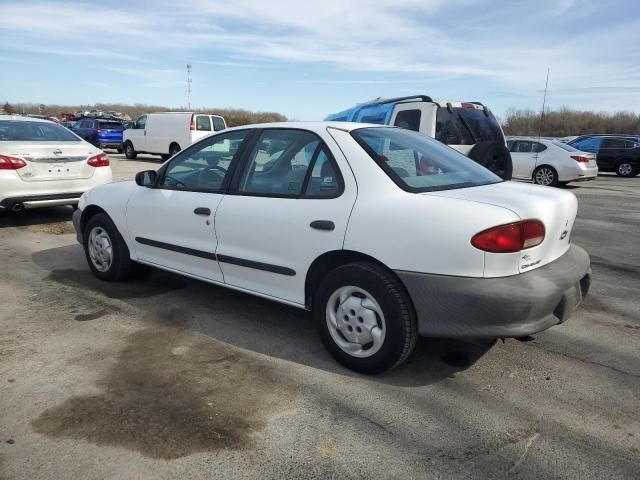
{"left": 0, "top": 115, "right": 112, "bottom": 212}
{"left": 507, "top": 137, "right": 598, "bottom": 186}
{"left": 73, "top": 122, "right": 591, "bottom": 373}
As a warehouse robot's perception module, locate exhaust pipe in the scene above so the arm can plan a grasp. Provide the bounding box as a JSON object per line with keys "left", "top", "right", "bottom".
{"left": 11, "top": 203, "right": 24, "bottom": 213}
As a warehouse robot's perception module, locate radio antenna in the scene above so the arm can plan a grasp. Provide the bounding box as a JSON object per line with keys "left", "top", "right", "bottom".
{"left": 538, "top": 68, "right": 550, "bottom": 139}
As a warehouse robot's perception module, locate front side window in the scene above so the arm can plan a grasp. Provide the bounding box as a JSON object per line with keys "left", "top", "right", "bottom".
{"left": 352, "top": 127, "right": 502, "bottom": 193}
{"left": 195, "top": 115, "right": 212, "bottom": 131}
{"left": 394, "top": 109, "right": 421, "bottom": 132}
{"left": 239, "top": 129, "right": 340, "bottom": 197}
{"left": 135, "top": 115, "right": 147, "bottom": 129}
{"left": 0, "top": 120, "right": 81, "bottom": 142}
{"left": 160, "top": 130, "right": 249, "bottom": 192}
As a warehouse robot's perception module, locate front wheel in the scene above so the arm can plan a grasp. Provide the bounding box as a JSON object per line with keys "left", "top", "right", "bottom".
{"left": 533, "top": 165, "right": 559, "bottom": 186}
{"left": 83, "top": 213, "right": 133, "bottom": 281}
{"left": 124, "top": 142, "right": 137, "bottom": 160}
{"left": 315, "top": 262, "right": 417, "bottom": 374}
{"left": 615, "top": 160, "right": 637, "bottom": 177}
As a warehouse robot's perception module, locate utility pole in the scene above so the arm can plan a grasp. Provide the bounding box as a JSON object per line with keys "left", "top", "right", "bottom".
{"left": 186, "top": 64, "right": 192, "bottom": 110}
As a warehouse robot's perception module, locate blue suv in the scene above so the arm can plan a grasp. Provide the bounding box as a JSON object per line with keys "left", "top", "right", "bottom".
{"left": 73, "top": 119, "right": 125, "bottom": 152}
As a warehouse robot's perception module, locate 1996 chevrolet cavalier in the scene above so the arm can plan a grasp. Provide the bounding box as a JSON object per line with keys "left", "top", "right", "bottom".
{"left": 73, "top": 122, "right": 591, "bottom": 373}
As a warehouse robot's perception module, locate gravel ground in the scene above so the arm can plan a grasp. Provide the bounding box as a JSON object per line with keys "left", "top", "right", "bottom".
{"left": 0, "top": 154, "right": 638, "bottom": 479}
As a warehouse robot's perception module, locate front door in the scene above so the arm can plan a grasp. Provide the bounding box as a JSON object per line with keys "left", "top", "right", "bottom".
{"left": 125, "top": 129, "right": 251, "bottom": 281}
{"left": 214, "top": 128, "right": 357, "bottom": 305}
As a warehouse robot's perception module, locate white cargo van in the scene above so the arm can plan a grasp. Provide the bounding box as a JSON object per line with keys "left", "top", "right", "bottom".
{"left": 122, "top": 112, "right": 226, "bottom": 159}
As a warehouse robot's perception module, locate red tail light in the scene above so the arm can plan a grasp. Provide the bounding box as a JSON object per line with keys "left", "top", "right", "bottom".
{"left": 87, "top": 153, "right": 110, "bottom": 167}
{"left": 190, "top": 114, "right": 196, "bottom": 131}
{"left": 471, "top": 220, "right": 545, "bottom": 253}
{"left": 461, "top": 102, "right": 476, "bottom": 109}
{"left": 570, "top": 155, "right": 589, "bottom": 163}
{"left": 0, "top": 154, "right": 27, "bottom": 170}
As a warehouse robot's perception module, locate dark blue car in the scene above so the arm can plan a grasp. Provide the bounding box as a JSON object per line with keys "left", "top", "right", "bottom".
{"left": 73, "top": 119, "right": 125, "bottom": 152}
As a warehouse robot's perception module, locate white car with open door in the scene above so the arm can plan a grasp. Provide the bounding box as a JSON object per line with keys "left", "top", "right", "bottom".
{"left": 0, "top": 115, "right": 112, "bottom": 212}
{"left": 507, "top": 137, "right": 598, "bottom": 186}
{"left": 74, "top": 122, "right": 591, "bottom": 373}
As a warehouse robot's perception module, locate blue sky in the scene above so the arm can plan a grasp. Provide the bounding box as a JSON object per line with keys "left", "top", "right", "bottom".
{"left": 1, "top": 0, "right": 639, "bottom": 121}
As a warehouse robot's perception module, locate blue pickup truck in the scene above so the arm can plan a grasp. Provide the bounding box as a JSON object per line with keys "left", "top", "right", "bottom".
{"left": 326, "top": 95, "right": 512, "bottom": 179}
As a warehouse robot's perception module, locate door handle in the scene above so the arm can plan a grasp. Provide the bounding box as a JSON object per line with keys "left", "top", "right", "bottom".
{"left": 194, "top": 207, "right": 211, "bottom": 216}
{"left": 310, "top": 220, "right": 335, "bottom": 231}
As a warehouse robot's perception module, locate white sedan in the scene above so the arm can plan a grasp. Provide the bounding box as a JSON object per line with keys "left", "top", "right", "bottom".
{"left": 0, "top": 115, "right": 112, "bottom": 211}
{"left": 73, "top": 122, "right": 591, "bottom": 373}
{"left": 507, "top": 137, "right": 598, "bottom": 186}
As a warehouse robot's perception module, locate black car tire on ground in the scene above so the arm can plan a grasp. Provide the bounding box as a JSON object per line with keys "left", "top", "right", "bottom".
{"left": 615, "top": 159, "right": 638, "bottom": 177}
{"left": 315, "top": 262, "right": 418, "bottom": 374}
{"left": 117, "top": 147, "right": 123, "bottom": 154}
{"left": 169, "top": 143, "right": 181, "bottom": 156}
{"left": 83, "top": 213, "right": 134, "bottom": 281}
{"left": 467, "top": 141, "right": 513, "bottom": 180}
{"left": 124, "top": 142, "right": 137, "bottom": 160}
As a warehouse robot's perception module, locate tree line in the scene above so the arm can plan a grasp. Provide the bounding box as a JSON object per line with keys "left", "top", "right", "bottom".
{"left": 501, "top": 107, "right": 640, "bottom": 137}
{"left": 2, "top": 101, "right": 287, "bottom": 127}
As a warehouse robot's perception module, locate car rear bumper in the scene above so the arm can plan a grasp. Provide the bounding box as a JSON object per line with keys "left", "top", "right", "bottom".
{"left": 395, "top": 244, "right": 591, "bottom": 338}
{"left": 0, "top": 192, "right": 84, "bottom": 210}
{"left": 97, "top": 142, "right": 122, "bottom": 149}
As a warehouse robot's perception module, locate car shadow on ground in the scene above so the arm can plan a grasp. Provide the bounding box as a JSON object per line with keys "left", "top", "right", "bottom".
{"left": 0, "top": 206, "right": 74, "bottom": 229}
{"left": 31, "top": 244, "right": 495, "bottom": 388}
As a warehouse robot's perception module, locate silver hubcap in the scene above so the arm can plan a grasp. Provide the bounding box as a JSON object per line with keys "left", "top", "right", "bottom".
{"left": 88, "top": 226, "right": 113, "bottom": 272}
{"left": 326, "top": 286, "right": 386, "bottom": 358}
{"left": 619, "top": 163, "right": 632, "bottom": 175}
{"left": 535, "top": 168, "right": 554, "bottom": 185}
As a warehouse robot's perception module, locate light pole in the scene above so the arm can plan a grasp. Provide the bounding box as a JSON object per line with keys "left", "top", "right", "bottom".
{"left": 186, "top": 64, "right": 192, "bottom": 110}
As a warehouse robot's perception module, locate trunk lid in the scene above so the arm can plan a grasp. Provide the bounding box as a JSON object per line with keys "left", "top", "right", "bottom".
{"left": 425, "top": 181, "right": 577, "bottom": 273}
{"left": 2, "top": 142, "right": 99, "bottom": 182}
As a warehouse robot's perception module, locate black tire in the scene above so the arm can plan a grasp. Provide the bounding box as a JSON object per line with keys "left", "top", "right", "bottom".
{"left": 615, "top": 159, "right": 637, "bottom": 177}
{"left": 315, "top": 262, "right": 417, "bottom": 374}
{"left": 532, "top": 165, "right": 559, "bottom": 187}
{"left": 169, "top": 143, "right": 181, "bottom": 156}
{"left": 117, "top": 147, "right": 123, "bottom": 154}
{"left": 467, "top": 141, "right": 513, "bottom": 180}
{"left": 124, "top": 142, "right": 137, "bottom": 160}
{"left": 83, "top": 213, "right": 133, "bottom": 281}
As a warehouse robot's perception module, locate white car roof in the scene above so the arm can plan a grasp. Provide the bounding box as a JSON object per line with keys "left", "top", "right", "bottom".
{"left": 225, "top": 121, "right": 385, "bottom": 133}
{"left": 0, "top": 115, "right": 55, "bottom": 124}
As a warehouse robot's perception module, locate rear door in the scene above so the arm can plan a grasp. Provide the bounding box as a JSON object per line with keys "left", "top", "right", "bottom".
{"left": 214, "top": 128, "right": 357, "bottom": 305}
{"left": 599, "top": 138, "right": 627, "bottom": 169}
{"left": 97, "top": 121, "right": 124, "bottom": 145}
{"left": 190, "top": 114, "right": 213, "bottom": 143}
{"left": 509, "top": 140, "right": 538, "bottom": 179}
{"left": 125, "top": 129, "right": 251, "bottom": 281}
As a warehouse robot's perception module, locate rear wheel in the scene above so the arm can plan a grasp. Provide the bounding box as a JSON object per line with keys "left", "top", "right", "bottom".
{"left": 533, "top": 165, "right": 558, "bottom": 186}
{"left": 315, "top": 262, "right": 417, "bottom": 374}
{"left": 124, "top": 142, "right": 137, "bottom": 160}
{"left": 615, "top": 160, "right": 637, "bottom": 177}
{"left": 83, "top": 213, "right": 133, "bottom": 281}
{"left": 169, "top": 143, "right": 181, "bottom": 157}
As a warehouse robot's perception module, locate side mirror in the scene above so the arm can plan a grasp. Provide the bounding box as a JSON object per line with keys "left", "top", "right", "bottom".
{"left": 135, "top": 170, "right": 157, "bottom": 188}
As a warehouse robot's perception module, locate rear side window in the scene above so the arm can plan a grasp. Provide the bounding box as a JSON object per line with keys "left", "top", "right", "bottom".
{"left": 435, "top": 108, "right": 474, "bottom": 145}
{"left": 571, "top": 137, "right": 602, "bottom": 153}
{"left": 212, "top": 116, "right": 226, "bottom": 131}
{"left": 196, "top": 115, "right": 212, "bottom": 131}
{"left": 238, "top": 129, "right": 341, "bottom": 197}
{"left": 436, "top": 107, "right": 503, "bottom": 145}
{"left": 352, "top": 127, "right": 501, "bottom": 193}
{"left": 602, "top": 138, "right": 627, "bottom": 149}
{"left": 0, "top": 120, "right": 80, "bottom": 141}
{"left": 394, "top": 109, "right": 421, "bottom": 132}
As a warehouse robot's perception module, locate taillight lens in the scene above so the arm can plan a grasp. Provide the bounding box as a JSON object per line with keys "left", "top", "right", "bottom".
{"left": 0, "top": 154, "right": 27, "bottom": 170}
{"left": 87, "top": 152, "right": 110, "bottom": 167}
{"left": 570, "top": 155, "right": 589, "bottom": 163}
{"left": 190, "top": 114, "right": 196, "bottom": 131}
{"left": 471, "top": 220, "right": 545, "bottom": 253}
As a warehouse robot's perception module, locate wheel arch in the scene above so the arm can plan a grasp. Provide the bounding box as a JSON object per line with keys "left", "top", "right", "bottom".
{"left": 80, "top": 204, "right": 108, "bottom": 236}
{"left": 304, "top": 249, "right": 411, "bottom": 310}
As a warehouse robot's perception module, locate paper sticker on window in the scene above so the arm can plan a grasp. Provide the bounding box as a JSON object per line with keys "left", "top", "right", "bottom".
{"left": 323, "top": 176, "right": 333, "bottom": 183}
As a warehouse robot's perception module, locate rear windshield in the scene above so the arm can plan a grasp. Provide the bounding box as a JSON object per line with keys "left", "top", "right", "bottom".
{"left": 98, "top": 122, "right": 124, "bottom": 130}
{"left": 436, "top": 107, "right": 503, "bottom": 145}
{"left": 551, "top": 140, "right": 580, "bottom": 152}
{"left": 352, "top": 127, "right": 502, "bottom": 193}
{"left": 0, "top": 120, "right": 81, "bottom": 142}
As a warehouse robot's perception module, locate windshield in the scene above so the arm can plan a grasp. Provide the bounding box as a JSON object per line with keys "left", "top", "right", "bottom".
{"left": 98, "top": 122, "right": 124, "bottom": 130}
{"left": 436, "top": 107, "right": 503, "bottom": 145}
{"left": 352, "top": 127, "right": 502, "bottom": 193}
{"left": 0, "top": 120, "right": 81, "bottom": 142}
